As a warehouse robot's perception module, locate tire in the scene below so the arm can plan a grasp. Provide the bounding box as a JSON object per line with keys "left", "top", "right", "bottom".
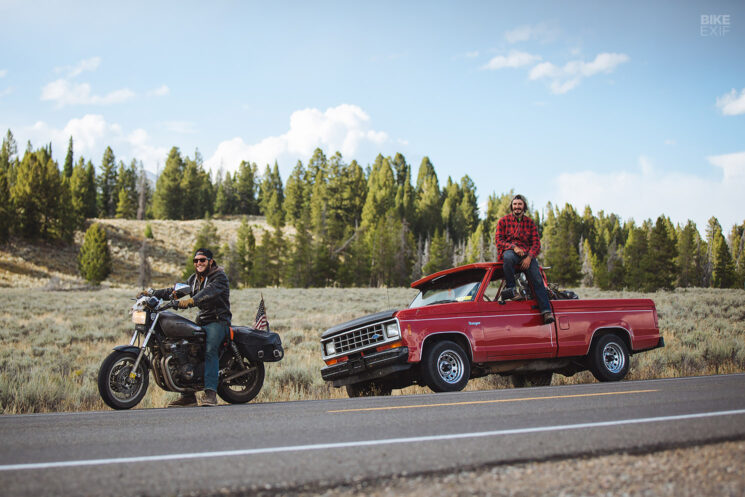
{"left": 217, "top": 358, "right": 265, "bottom": 404}
{"left": 589, "top": 334, "right": 630, "bottom": 382}
{"left": 345, "top": 381, "right": 393, "bottom": 398}
{"left": 421, "top": 340, "right": 471, "bottom": 393}
{"left": 98, "top": 350, "right": 149, "bottom": 410}
{"left": 511, "top": 372, "right": 553, "bottom": 388}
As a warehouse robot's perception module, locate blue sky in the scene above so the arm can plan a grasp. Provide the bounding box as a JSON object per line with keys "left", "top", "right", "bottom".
{"left": 1, "top": 1, "right": 743, "bottom": 233}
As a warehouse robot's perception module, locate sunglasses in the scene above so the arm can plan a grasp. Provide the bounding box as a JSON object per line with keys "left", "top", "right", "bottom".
{"left": 193, "top": 257, "right": 209, "bottom": 263}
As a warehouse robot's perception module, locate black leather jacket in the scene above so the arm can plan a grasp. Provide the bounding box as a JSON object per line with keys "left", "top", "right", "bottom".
{"left": 154, "top": 266, "right": 232, "bottom": 325}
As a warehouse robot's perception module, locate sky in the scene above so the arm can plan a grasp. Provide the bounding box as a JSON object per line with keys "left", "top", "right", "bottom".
{"left": 1, "top": 0, "right": 743, "bottom": 234}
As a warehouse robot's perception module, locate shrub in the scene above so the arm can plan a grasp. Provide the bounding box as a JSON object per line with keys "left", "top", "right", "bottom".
{"left": 78, "top": 223, "right": 112, "bottom": 284}
{"left": 144, "top": 223, "right": 154, "bottom": 239}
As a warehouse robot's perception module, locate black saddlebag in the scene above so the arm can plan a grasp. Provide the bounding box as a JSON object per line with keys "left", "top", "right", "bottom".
{"left": 232, "top": 326, "right": 284, "bottom": 362}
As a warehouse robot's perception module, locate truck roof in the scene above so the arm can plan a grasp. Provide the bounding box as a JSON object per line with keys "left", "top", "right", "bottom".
{"left": 410, "top": 262, "right": 501, "bottom": 289}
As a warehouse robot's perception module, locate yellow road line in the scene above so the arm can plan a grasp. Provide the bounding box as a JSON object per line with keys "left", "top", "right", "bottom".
{"left": 328, "top": 389, "right": 658, "bottom": 413}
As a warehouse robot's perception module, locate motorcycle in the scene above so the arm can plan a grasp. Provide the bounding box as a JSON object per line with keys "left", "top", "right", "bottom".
{"left": 97, "top": 283, "right": 284, "bottom": 410}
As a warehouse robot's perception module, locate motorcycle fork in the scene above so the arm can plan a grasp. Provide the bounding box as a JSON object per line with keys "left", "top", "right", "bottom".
{"left": 129, "top": 313, "right": 160, "bottom": 379}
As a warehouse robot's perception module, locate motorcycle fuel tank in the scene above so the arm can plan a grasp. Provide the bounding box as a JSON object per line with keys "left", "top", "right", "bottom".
{"left": 158, "top": 311, "right": 205, "bottom": 338}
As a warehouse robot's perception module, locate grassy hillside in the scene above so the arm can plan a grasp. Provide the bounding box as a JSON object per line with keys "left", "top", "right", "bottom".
{"left": 0, "top": 217, "right": 272, "bottom": 288}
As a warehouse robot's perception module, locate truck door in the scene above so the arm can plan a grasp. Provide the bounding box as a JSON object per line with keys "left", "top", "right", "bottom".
{"left": 476, "top": 272, "right": 556, "bottom": 360}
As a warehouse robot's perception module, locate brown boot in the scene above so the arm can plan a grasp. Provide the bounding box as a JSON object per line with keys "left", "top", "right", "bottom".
{"left": 200, "top": 389, "right": 218, "bottom": 407}
{"left": 542, "top": 311, "right": 555, "bottom": 324}
{"left": 167, "top": 393, "right": 197, "bottom": 408}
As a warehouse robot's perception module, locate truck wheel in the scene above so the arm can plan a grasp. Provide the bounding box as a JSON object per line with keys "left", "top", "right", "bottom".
{"left": 589, "top": 334, "right": 630, "bottom": 382}
{"left": 345, "top": 381, "right": 393, "bottom": 398}
{"left": 511, "top": 372, "right": 553, "bottom": 388}
{"left": 422, "top": 340, "right": 470, "bottom": 393}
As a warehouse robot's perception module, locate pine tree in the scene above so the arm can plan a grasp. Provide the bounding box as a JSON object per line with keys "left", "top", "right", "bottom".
{"left": 97, "top": 147, "right": 117, "bottom": 217}
{"left": 0, "top": 166, "right": 11, "bottom": 241}
{"left": 422, "top": 229, "right": 452, "bottom": 276}
{"left": 215, "top": 171, "right": 238, "bottom": 216}
{"left": 115, "top": 160, "right": 138, "bottom": 219}
{"left": 235, "top": 161, "right": 259, "bottom": 215}
{"left": 414, "top": 156, "right": 442, "bottom": 238}
{"left": 78, "top": 223, "right": 112, "bottom": 284}
{"left": 711, "top": 228, "right": 736, "bottom": 288}
{"left": 83, "top": 160, "right": 97, "bottom": 218}
{"left": 284, "top": 161, "right": 308, "bottom": 227}
{"left": 259, "top": 163, "right": 284, "bottom": 228}
{"left": 645, "top": 216, "right": 678, "bottom": 291}
{"left": 62, "top": 137, "right": 74, "bottom": 178}
{"left": 360, "top": 154, "right": 395, "bottom": 230}
{"left": 136, "top": 162, "right": 151, "bottom": 220}
{"left": 152, "top": 147, "right": 184, "bottom": 219}
{"left": 676, "top": 220, "right": 701, "bottom": 287}
{"left": 624, "top": 223, "right": 650, "bottom": 290}
{"left": 543, "top": 204, "right": 582, "bottom": 286}
{"left": 392, "top": 153, "right": 415, "bottom": 227}
{"left": 235, "top": 217, "right": 256, "bottom": 286}
{"left": 11, "top": 149, "right": 46, "bottom": 238}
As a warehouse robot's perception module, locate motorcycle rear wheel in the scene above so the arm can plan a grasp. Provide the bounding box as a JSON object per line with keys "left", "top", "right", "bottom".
{"left": 98, "top": 350, "right": 149, "bottom": 410}
{"left": 217, "top": 358, "right": 265, "bottom": 404}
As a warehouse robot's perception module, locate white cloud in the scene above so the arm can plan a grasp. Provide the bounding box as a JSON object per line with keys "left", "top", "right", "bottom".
{"left": 482, "top": 51, "right": 542, "bottom": 70}
{"left": 0, "top": 69, "right": 7, "bottom": 78}
{"left": 554, "top": 153, "right": 745, "bottom": 232}
{"left": 529, "top": 52, "right": 629, "bottom": 94}
{"left": 55, "top": 57, "right": 101, "bottom": 78}
{"left": 716, "top": 88, "right": 745, "bottom": 116}
{"left": 504, "top": 23, "right": 559, "bottom": 44}
{"left": 205, "top": 104, "right": 390, "bottom": 175}
{"left": 24, "top": 114, "right": 165, "bottom": 174}
{"left": 148, "top": 85, "right": 170, "bottom": 97}
{"left": 41, "top": 79, "right": 135, "bottom": 107}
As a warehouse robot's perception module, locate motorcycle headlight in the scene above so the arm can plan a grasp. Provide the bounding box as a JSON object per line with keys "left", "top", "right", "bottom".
{"left": 132, "top": 311, "right": 147, "bottom": 325}
{"left": 385, "top": 322, "right": 400, "bottom": 339}
{"left": 324, "top": 341, "right": 336, "bottom": 356}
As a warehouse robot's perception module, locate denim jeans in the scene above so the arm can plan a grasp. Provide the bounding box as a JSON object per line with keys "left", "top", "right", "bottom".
{"left": 502, "top": 250, "right": 552, "bottom": 314}
{"left": 203, "top": 321, "right": 228, "bottom": 392}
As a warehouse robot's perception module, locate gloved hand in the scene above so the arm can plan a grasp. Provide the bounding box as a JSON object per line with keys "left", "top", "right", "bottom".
{"left": 136, "top": 288, "right": 153, "bottom": 298}
{"left": 177, "top": 298, "right": 194, "bottom": 309}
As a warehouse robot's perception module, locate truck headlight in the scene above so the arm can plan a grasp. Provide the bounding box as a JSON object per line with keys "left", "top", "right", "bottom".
{"left": 385, "top": 322, "right": 400, "bottom": 339}
{"left": 324, "top": 341, "right": 336, "bottom": 356}
{"left": 132, "top": 311, "right": 147, "bottom": 325}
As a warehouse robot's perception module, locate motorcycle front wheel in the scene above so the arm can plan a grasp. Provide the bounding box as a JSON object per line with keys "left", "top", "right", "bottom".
{"left": 217, "top": 358, "right": 265, "bottom": 404}
{"left": 97, "top": 350, "right": 149, "bottom": 410}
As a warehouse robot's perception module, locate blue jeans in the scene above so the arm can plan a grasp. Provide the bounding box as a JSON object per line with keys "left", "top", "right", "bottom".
{"left": 204, "top": 321, "right": 228, "bottom": 392}
{"left": 502, "top": 250, "right": 552, "bottom": 314}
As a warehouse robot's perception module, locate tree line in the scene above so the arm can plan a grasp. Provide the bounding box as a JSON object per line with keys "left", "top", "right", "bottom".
{"left": 2, "top": 129, "right": 744, "bottom": 290}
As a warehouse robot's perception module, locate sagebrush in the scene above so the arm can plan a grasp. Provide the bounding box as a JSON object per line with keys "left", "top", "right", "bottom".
{"left": 0, "top": 287, "right": 743, "bottom": 414}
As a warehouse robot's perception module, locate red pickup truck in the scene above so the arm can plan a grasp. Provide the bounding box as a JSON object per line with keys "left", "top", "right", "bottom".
{"left": 320, "top": 262, "right": 664, "bottom": 397}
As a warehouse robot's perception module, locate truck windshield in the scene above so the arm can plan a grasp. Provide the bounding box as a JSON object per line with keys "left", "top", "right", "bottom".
{"left": 409, "top": 268, "right": 486, "bottom": 308}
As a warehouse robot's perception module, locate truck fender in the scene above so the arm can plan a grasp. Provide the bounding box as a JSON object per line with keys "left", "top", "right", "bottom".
{"left": 586, "top": 327, "right": 633, "bottom": 356}
{"left": 419, "top": 332, "right": 474, "bottom": 363}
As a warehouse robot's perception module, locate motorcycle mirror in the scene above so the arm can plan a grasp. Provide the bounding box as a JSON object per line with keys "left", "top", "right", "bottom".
{"left": 172, "top": 283, "right": 190, "bottom": 298}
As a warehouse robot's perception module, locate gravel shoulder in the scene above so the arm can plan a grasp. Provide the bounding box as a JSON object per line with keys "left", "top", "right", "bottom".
{"left": 286, "top": 440, "right": 745, "bottom": 497}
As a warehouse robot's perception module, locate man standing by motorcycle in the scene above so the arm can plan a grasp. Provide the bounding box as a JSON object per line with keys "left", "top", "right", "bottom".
{"left": 144, "top": 248, "right": 231, "bottom": 407}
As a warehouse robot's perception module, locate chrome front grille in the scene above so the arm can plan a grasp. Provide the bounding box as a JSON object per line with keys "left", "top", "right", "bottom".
{"left": 332, "top": 322, "right": 386, "bottom": 354}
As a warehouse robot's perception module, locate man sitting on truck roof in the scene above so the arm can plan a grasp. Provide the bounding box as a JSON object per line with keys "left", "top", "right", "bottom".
{"left": 494, "top": 194, "right": 555, "bottom": 324}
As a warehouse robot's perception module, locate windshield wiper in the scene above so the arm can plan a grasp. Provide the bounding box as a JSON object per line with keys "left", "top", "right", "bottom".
{"left": 426, "top": 299, "right": 456, "bottom": 306}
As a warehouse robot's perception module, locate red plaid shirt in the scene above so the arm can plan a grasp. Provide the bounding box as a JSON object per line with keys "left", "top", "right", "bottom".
{"left": 494, "top": 214, "right": 541, "bottom": 262}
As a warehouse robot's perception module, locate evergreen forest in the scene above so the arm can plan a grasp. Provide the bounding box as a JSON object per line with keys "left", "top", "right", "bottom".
{"left": 1, "top": 129, "right": 744, "bottom": 290}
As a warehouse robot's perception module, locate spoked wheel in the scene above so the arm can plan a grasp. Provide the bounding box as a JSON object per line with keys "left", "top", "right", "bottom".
{"left": 217, "top": 357, "right": 265, "bottom": 404}
{"left": 98, "top": 350, "right": 149, "bottom": 410}
{"left": 421, "top": 340, "right": 471, "bottom": 393}
{"left": 589, "top": 334, "right": 630, "bottom": 382}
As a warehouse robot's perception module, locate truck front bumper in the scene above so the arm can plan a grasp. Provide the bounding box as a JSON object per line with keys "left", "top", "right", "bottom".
{"left": 321, "top": 347, "right": 410, "bottom": 387}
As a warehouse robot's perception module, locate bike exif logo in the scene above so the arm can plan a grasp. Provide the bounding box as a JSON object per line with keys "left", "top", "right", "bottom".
{"left": 700, "top": 14, "right": 731, "bottom": 37}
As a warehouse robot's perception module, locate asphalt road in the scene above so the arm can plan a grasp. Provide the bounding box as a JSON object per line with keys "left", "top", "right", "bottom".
{"left": 1, "top": 374, "right": 744, "bottom": 497}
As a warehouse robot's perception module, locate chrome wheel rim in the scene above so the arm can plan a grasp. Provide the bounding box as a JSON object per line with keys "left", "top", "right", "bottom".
{"left": 109, "top": 357, "right": 145, "bottom": 401}
{"left": 436, "top": 350, "right": 464, "bottom": 384}
{"left": 602, "top": 342, "right": 625, "bottom": 373}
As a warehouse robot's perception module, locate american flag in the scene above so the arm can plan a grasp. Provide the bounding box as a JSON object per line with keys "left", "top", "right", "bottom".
{"left": 253, "top": 296, "right": 269, "bottom": 331}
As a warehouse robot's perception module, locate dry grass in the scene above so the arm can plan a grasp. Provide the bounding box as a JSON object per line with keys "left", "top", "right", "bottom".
{"left": 0, "top": 285, "right": 743, "bottom": 414}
